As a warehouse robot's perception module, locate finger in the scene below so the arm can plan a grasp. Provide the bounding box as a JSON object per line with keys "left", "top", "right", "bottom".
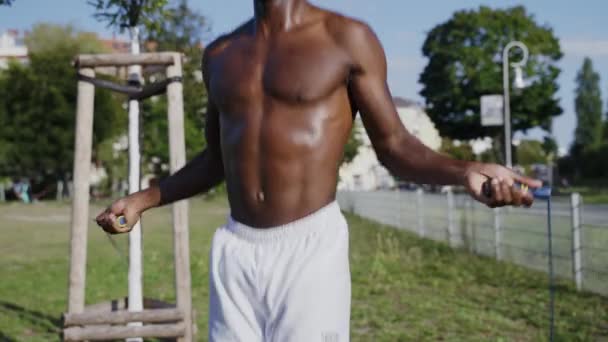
{"left": 513, "top": 173, "right": 543, "bottom": 189}
{"left": 521, "top": 191, "right": 534, "bottom": 207}
{"left": 511, "top": 186, "right": 524, "bottom": 206}
{"left": 95, "top": 208, "right": 110, "bottom": 224}
{"left": 102, "top": 217, "right": 116, "bottom": 232}
{"left": 491, "top": 178, "right": 503, "bottom": 204}
{"left": 500, "top": 180, "right": 512, "bottom": 204}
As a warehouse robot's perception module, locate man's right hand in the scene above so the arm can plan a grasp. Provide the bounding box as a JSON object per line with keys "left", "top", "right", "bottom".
{"left": 95, "top": 188, "right": 159, "bottom": 234}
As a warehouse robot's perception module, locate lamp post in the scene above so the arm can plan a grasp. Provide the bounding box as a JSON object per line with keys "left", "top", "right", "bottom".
{"left": 502, "top": 41, "right": 529, "bottom": 168}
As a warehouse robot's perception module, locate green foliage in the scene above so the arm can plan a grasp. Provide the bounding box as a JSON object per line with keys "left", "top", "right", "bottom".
{"left": 440, "top": 138, "right": 474, "bottom": 161}
{"left": 343, "top": 127, "right": 362, "bottom": 164}
{"left": 0, "top": 0, "right": 14, "bottom": 6}
{"left": 605, "top": 99, "right": 608, "bottom": 143}
{"left": 572, "top": 58, "right": 603, "bottom": 155}
{"left": 515, "top": 139, "right": 546, "bottom": 166}
{"left": 576, "top": 143, "right": 608, "bottom": 179}
{"left": 419, "top": 6, "right": 563, "bottom": 141}
{"left": 138, "top": 0, "right": 208, "bottom": 175}
{"left": 0, "top": 24, "right": 123, "bottom": 179}
{"left": 25, "top": 23, "right": 103, "bottom": 54}
{"left": 542, "top": 135, "right": 558, "bottom": 159}
{"left": 88, "top": 0, "right": 169, "bottom": 31}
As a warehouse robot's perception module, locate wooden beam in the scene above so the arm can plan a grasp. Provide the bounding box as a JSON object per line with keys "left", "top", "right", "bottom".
{"left": 72, "top": 297, "right": 175, "bottom": 317}
{"left": 67, "top": 68, "right": 95, "bottom": 314}
{"left": 63, "top": 322, "right": 185, "bottom": 341}
{"left": 64, "top": 308, "right": 183, "bottom": 327}
{"left": 167, "top": 55, "right": 194, "bottom": 342}
{"left": 74, "top": 52, "right": 180, "bottom": 68}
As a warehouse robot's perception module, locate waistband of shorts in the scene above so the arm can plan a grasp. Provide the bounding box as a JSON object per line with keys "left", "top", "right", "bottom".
{"left": 225, "top": 201, "right": 341, "bottom": 243}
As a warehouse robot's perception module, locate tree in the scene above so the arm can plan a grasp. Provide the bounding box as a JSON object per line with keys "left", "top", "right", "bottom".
{"left": 572, "top": 57, "right": 603, "bottom": 155}
{"left": 419, "top": 6, "right": 563, "bottom": 160}
{"left": 440, "top": 139, "right": 475, "bottom": 161}
{"left": 0, "top": 0, "right": 14, "bottom": 6}
{"left": 0, "top": 24, "right": 122, "bottom": 181}
{"left": 343, "top": 129, "right": 362, "bottom": 164}
{"left": 516, "top": 140, "right": 547, "bottom": 166}
{"left": 88, "top": 0, "right": 168, "bottom": 32}
{"left": 140, "top": 0, "right": 208, "bottom": 171}
{"left": 604, "top": 89, "right": 608, "bottom": 144}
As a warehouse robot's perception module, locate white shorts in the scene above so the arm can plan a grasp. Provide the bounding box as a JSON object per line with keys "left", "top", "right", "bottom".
{"left": 208, "top": 201, "right": 351, "bottom": 342}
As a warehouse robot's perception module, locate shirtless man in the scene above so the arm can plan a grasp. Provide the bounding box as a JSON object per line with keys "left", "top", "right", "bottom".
{"left": 96, "top": 1, "right": 541, "bottom": 340}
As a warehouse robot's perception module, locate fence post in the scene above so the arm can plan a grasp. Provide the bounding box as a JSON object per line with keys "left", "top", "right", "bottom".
{"left": 416, "top": 188, "right": 424, "bottom": 237}
{"left": 494, "top": 208, "right": 502, "bottom": 260}
{"left": 396, "top": 187, "right": 402, "bottom": 229}
{"left": 571, "top": 193, "right": 583, "bottom": 290}
{"left": 464, "top": 197, "right": 473, "bottom": 253}
{"left": 0, "top": 182, "right": 5, "bottom": 203}
{"left": 447, "top": 187, "right": 456, "bottom": 247}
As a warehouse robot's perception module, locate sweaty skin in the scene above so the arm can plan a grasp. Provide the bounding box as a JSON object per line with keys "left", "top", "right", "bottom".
{"left": 97, "top": 0, "right": 541, "bottom": 232}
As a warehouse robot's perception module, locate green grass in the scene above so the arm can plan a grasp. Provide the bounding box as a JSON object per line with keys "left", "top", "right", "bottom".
{"left": 0, "top": 198, "right": 606, "bottom": 341}
{"left": 557, "top": 186, "right": 608, "bottom": 204}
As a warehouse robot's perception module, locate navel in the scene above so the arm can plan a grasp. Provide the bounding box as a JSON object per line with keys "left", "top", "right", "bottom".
{"left": 257, "top": 191, "right": 265, "bottom": 203}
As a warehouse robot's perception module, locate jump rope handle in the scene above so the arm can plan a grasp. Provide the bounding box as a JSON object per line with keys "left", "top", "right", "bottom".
{"left": 114, "top": 215, "right": 130, "bottom": 232}
{"left": 482, "top": 179, "right": 552, "bottom": 200}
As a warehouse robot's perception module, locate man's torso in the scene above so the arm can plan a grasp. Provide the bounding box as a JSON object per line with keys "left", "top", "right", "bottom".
{"left": 205, "top": 7, "right": 359, "bottom": 227}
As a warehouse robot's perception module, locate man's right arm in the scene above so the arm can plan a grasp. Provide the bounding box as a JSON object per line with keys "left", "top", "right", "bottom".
{"left": 96, "top": 51, "right": 224, "bottom": 233}
{"left": 155, "top": 100, "right": 224, "bottom": 207}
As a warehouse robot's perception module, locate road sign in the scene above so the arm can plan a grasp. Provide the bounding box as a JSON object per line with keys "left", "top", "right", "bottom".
{"left": 481, "top": 95, "right": 504, "bottom": 126}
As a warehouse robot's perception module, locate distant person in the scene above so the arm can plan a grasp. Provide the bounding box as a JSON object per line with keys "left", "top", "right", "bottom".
{"left": 12, "top": 178, "right": 31, "bottom": 204}
{"left": 97, "top": 1, "right": 542, "bottom": 340}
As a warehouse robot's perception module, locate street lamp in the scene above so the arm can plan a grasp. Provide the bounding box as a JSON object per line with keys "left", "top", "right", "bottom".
{"left": 502, "top": 41, "right": 529, "bottom": 168}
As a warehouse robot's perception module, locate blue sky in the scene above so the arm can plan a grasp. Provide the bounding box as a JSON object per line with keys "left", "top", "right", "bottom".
{"left": 2, "top": 0, "right": 608, "bottom": 151}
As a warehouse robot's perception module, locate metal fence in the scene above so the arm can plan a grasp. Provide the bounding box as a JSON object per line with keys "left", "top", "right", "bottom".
{"left": 337, "top": 189, "right": 608, "bottom": 297}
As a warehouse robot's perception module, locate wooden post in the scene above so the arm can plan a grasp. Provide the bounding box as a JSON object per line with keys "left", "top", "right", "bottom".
{"left": 571, "top": 193, "right": 583, "bottom": 290}
{"left": 127, "top": 27, "right": 144, "bottom": 342}
{"left": 416, "top": 188, "right": 424, "bottom": 237}
{"left": 446, "top": 187, "right": 455, "bottom": 246}
{"left": 166, "top": 54, "right": 193, "bottom": 342}
{"left": 0, "top": 182, "right": 5, "bottom": 202}
{"left": 494, "top": 208, "right": 502, "bottom": 260}
{"left": 68, "top": 68, "right": 95, "bottom": 314}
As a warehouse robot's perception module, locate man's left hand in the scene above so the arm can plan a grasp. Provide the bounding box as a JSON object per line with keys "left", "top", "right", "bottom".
{"left": 464, "top": 163, "right": 543, "bottom": 208}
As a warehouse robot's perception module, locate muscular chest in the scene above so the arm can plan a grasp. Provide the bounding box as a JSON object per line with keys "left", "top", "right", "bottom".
{"left": 208, "top": 34, "right": 350, "bottom": 111}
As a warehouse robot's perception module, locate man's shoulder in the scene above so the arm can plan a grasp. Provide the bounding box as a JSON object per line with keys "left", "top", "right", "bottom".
{"left": 203, "top": 19, "right": 254, "bottom": 62}
{"left": 321, "top": 10, "right": 376, "bottom": 48}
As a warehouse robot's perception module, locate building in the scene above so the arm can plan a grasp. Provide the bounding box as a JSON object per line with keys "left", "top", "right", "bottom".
{"left": 100, "top": 35, "right": 131, "bottom": 53}
{"left": 0, "top": 30, "right": 28, "bottom": 69}
{"left": 338, "top": 97, "right": 442, "bottom": 191}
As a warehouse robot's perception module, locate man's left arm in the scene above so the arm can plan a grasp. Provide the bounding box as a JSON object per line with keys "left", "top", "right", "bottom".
{"left": 342, "top": 21, "right": 541, "bottom": 207}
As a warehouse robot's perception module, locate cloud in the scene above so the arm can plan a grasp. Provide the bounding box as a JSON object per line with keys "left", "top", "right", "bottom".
{"left": 561, "top": 38, "right": 608, "bottom": 57}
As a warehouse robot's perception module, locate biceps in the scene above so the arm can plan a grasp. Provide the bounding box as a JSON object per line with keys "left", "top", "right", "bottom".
{"left": 350, "top": 74, "right": 403, "bottom": 144}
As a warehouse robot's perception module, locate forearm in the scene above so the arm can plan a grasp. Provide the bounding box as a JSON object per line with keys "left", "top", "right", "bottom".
{"left": 130, "top": 149, "right": 224, "bottom": 212}
{"left": 377, "top": 134, "right": 473, "bottom": 186}
{"left": 158, "top": 149, "right": 224, "bottom": 206}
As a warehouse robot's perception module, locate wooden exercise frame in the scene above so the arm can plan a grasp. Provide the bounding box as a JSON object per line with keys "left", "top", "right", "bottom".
{"left": 63, "top": 52, "right": 193, "bottom": 341}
